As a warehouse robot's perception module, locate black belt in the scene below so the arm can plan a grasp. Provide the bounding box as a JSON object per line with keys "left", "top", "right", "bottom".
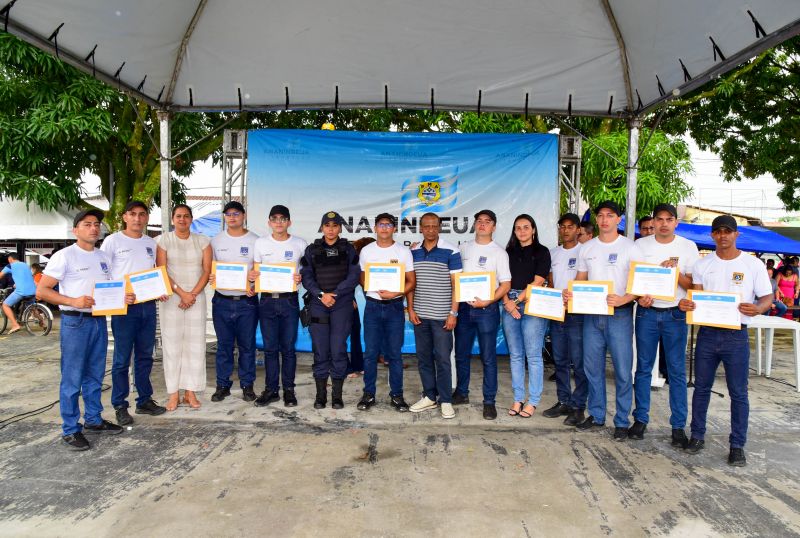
{"left": 649, "top": 305, "right": 679, "bottom": 312}
{"left": 214, "top": 291, "right": 254, "bottom": 301}
{"left": 61, "top": 310, "right": 93, "bottom": 317}
{"left": 366, "top": 296, "right": 404, "bottom": 305}
{"left": 260, "top": 291, "right": 297, "bottom": 299}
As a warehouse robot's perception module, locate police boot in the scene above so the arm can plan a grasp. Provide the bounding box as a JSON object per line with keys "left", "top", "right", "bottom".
{"left": 314, "top": 377, "right": 328, "bottom": 409}
{"left": 331, "top": 378, "right": 345, "bottom": 409}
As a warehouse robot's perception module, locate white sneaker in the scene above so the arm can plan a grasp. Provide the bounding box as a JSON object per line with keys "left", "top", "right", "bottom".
{"left": 409, "top": 396, "right": 438, "bottom": 413}
{"left": 441, "top": 402, "right": 456, "bottom": 419}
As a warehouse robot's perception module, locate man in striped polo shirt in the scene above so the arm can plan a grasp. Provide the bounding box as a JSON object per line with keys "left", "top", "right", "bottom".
{"left": 407, "top": 213, "right": 463, "bottom": 419}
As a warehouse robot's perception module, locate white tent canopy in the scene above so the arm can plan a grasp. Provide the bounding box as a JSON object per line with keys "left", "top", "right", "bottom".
{"left": 0, "top": 198, "right": 77, "bottom": 241}
{"left": 5, "top": 0, "right": 800, "bottom": 116}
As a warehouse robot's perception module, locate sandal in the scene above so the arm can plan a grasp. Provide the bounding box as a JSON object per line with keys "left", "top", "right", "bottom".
{"left": 508, "top": 402, "right": 524, "bottom": 416}
{"left": 165, "top": 393, "right": 179, "bottom": 412}
{"left": 519, "top": 403, "right": 536, "bottom": 418}
{"left": 8, "top": 327, "right": 22, "bottom": 335}
{"left": 182, "top": 390, "right": 201, "bottom": 409}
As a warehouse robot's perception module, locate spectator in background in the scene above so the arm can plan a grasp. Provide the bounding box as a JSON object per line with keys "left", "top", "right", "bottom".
{"left": 767, "top": 267, "right": 788, "bottom": 317}
{"left": 577, "top": 222, "right": 594, "bottom": 244}
{"left": 31, "top": 263, "right": 44, "bottom": 284}
{"left": 776, "top": 265, "right": 799, "bottom": 319}
{"left": 1, "top": 252, "right": 36, "bottom": 334}
{"left": 638, "top": 216, "right": 655, "bottom": 237}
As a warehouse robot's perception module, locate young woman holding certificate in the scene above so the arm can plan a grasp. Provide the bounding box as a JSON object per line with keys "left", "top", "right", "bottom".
{"left": 156, "top": 204, "right": 212, "bottom": 411}
{"left": 501, "top": 215, "right": 551, "bottom": 418}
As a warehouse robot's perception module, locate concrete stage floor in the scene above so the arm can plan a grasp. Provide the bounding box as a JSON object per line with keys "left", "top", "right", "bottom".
{"left": 0, "top": 322, "right": 798, "bottom": 537}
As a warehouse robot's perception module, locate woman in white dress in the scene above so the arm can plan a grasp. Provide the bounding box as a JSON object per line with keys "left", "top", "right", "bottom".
{"left": 156, "top": 204, "right": 212, "bottom": 411}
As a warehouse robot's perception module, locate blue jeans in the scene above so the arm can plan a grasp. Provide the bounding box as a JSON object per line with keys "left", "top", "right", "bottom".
{"left": 502, "top": 305, "right": 547, "bottom": 405}
{"left": 259, "top": 294, "right": 300, "bottom": 392}
{"left": 212, "top": 294, "right": 258, "bottom": 389}
{"left": 550, "top": 314, "right": 587, "bottom": 409}
{"left": 110, "top": 301, "right": 156, "bottom": 408}
{"left": 59, "top": 314, "right": 108, "bottom": 435}
{"left": 363, "top": 299, "right": 405, "bottom": 396}
{"left": 771, "top": 300, "right": 788, "bottom": 316}
{"left": 413, "top": 317, "right": 453, "bottom": 403}
{"left": 583, "top": 307, "right": 634, "bottom": 428}
{"left": 454, "top": 302, "right": 500, "bottom": 405}
{"left": 634, "top": 306, "right": 689, "bottom": 428}
{"left": 691, "top": 326, "right": 750, "bottom": 448}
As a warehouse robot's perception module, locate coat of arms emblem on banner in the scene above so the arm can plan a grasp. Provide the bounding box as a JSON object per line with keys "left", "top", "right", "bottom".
{"left": 417, "top": 181, "right": 441, "bottom": 206}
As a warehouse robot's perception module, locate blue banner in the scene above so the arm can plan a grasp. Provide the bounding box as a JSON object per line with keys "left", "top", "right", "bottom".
{"left": 247, "top": 130, "right": 559, "bottom": 353}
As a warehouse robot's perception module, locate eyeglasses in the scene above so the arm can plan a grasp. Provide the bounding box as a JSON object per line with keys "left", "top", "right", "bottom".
{"left": 269, "top": 216, "right": 288, "bottom": 223}
{"left": 224, "top": 211, "right": 242, "bottom": 218}
{"left": 376, "top": 222, "right": 395, "bottom": 229}
{"left": 640, "top": 226, "right": 655, "bottom": 232}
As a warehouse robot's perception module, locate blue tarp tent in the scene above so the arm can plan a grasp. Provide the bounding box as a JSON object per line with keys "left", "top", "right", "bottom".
{"left": 190, "top": 212, "right": 222, "bottom": 238}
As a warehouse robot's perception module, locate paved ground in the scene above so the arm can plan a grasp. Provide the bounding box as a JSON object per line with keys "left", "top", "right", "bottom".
{"left": 0, "top": 319, "right": 799, "bottom": 537}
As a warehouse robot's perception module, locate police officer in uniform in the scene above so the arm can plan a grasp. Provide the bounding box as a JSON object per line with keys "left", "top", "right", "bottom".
{"left": 300, "top": 211, "right": 360, "bottom": 409}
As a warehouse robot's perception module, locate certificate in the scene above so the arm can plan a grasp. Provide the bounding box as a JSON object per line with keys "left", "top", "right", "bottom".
{"left": 364, "top": 263, "right": 406, "bottom": 293}
{"left": 212, "top": 261, "right": 249, "bottom": 291}
{"left": 126, "top": 266, "right": 172, "bottom": 303}
{"left": 525, "top": 286, "right": 565, "bottom": 321}
{"left": 455, "top": 272, "right": 496, "bottom": 302}
{"left": 626, "top": 262, "right": 678, "bottom": 301}
{"left": 92, "top": 280, "right": 127, "bottom": 316}
{"left": 686, "top": 290, "right": 741, "bottom": 329}
{"left": 568, "top": 281, "right": 614, "bottom": 315}
{"left": 256, "top": 263, "right": 297, "bottom": 293}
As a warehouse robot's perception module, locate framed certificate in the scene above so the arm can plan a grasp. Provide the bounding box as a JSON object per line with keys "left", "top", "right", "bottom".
{"left": 92, "top": 280, "right": 127, "bottom": 316}
{"left": 256, "top": 263, "right": 297, "bottom": 293}
{"left": 686, "top": 290, "right": 741, "bottom": 330}
{"left": 212, "top": 261, "right": 249, "bottom": 291}
{"left": 364, "top": 263, "right": 406, "bottom": 293}
{"left": 126, "top": 266, "right": 172, "bottom": 303}
{"left": 525, "top": 285, "right": 564, "bottom": 321}
{"left": 568, "top": 280, "right": 614, "bottom": 315}
{"left": 455, "top": 272, "right": 496, "bottom": 302}
{"left": 626, "top": 262, "right": 679, "bottom": 301}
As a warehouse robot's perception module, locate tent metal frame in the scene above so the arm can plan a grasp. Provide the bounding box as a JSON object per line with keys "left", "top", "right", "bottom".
{"left": 220, "top": 130, "right": 248, "bottom": 230}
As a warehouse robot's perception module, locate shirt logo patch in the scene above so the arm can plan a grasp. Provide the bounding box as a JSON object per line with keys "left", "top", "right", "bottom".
{"left": 240, "top": 246, "right": 249, "bottom": 255}
{"left": 390, "top": 259, "right": 399, "bottom": 264}
{"left": 478, "top": 256, "right": 487, "bottom": 267}
{"left": 100, "top": 262, "right": 110, "bottom": 274}
{"left": 284, "top": 250, "right": 293, "bottom": 260}
{"left": 145, "top": 247, "right": 154, "bottom": 257}
{"left": 732, "top": 272, "right": 744, "bottom": 284}
{"left": 670, "top": 256, "right": 680, "bottom": 265}
{"left": 325, "top": 248, "right": 338, "bottom": 257}
{"left": 608, "top": 253, "right": 618, "bottom": 265}
{"left": 568, "top": 258, "right": 577, "bottom": 269}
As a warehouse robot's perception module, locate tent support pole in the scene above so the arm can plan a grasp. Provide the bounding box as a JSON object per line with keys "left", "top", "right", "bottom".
{"left": 625, "top": 117, "right": 641, "bottom": 238}
{"left": 158, "top": 110, "right": 172, "bottom": 233}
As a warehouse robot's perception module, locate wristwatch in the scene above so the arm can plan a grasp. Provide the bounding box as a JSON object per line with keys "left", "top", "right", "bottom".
{"left": 317, "top": 291, "right": 325, "bottom": 299}
{"left": 449, "top": 310, "right": 458, "bottom": 317}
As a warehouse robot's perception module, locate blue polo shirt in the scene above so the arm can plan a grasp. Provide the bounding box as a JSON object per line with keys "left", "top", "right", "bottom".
{"left": 1, "top": 261, "right": 36, "bottom": 296}
{"left": 411, "top": 239, "right": 462, "bottom": 319}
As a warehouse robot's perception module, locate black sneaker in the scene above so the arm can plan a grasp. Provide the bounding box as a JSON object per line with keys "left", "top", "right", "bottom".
{"left": 548, "top": 372, "right": 557, "bottom": 381}
{"left": 390, "top": 395, "right": 410, "bottom": 412}
{"left": 283, "top": 389, "right": 298, "bottom": 407}
{"left": 542, "top": 402, "right": 571, "bottom": 418}
{"left": 254, "top": 390, "right": 280, "bottom": 407}
{"left": 628, "top": 421, "right": 647, "bottom": 440}
{"left": 613, "top": 427, "right": 629, "bottom": 441}
{"left": 211, "top": 386, "right": 231, "bottom": 402}
{"left": 685, "top": 438, "right": 705, "bottom": 454}
{"left": 62, "top": 432, "right": 90, "bottom": 451}
{"left": 135, "top": 399, "right": 167, "bottom": 416}
{"left": 576, "top": 417, "right": 605, "bottom": 431}
{"left": 242, "top": 386, "right": 257, "bottom": 402}
{"left": 482, "top": 404, "right": 497, "bottom": 420}
{"left": 357, "top": 392, "right": 376, "bottom": 411}
{"left": 83, "top": 419, "right": 124, "bottom": 435}
{"left": 728, "top": 447, "right": 747, "bottom": 467}
{"left": 115, "top": 406, "right": 134, "bottom": 426}
{"left": 563, "top": 408, "right": 585, "bottom": 426}
{"left": 671, "top": 429, "right": 689, "bottom": 449}
{"left": 451, "top": 391, "right": 469, "bottom": 405}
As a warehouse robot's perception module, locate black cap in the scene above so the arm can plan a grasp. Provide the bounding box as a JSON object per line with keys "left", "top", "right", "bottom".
{"left": 124, "top": 200, "right": 149, "bottom": 213}
{"left": 652, "top": 203, "right": 678, "bottom": 218}
{"left": 595, "top": 200, "right": 622, "bottom": 216}
{"left": 73, "top": 209, "right": 104, "bottom": 227}
{"left": 711, "top": 215, "right": 738, "bottom": 232}
{"left": 269, "top": 204, "right": 290, "bottom": 219}
{"left": 374, "top": 213, "right": 397, "bottom": 227}
{"left": 558, "top": 213, "right": 581, "bottom": 226}
{"left": 223, "top": 201, "right": 245, "bottom": 214}
{"left": 320, "top": 211, "right": 345, "bottom": 226}
{"left": 474, "top": 209, "right": 497, "bottom": 223}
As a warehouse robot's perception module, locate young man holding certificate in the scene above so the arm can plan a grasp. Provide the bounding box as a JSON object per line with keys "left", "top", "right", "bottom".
{"left": 571, "top": 201, "right": 643, "bottom": 440}
{"left": 453, "top": 209, "right": 511, "bottom": 420}
{"left": 38, "top": 210, "right": 133, "bottom": 450}
{"left": 679, "top": 215, "right": 772, "bottom": 466}
{"left": 358, "top": 213, "right": 416, "bottom": 412}
{"left": 100, "top": 201, "right": 167, "bottom": 426}
{"left": 631, "top": 203, "right": 699, "bottom": 446}
{"left": 544, "top": 212, "right": 588, "bottom": 426}
{"left": 209, "top": 201, "right": 259, "bottom": 403}
{"left": 250, "top": 205, "right": 307, "bottom": 407}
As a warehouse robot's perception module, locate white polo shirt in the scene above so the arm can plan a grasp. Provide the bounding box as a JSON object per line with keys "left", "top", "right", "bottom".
{"left": 359, "top": 241, "right": 415, "bottom": 300}
{"left": 253, "top": 234, "right": 308, "bottom": 265}
{"left": 635, "top": 234, "right": 700, "bottom": 308}
{"left": 211, "top": 229, "right": 259, "bottom": 296}
{"left": 549, "top": 243, "right": 581, "bottom": 290}
{"left": 576, "top": 235, "right": 644, "bottom": 296}
{"left": 459, "top": 240, "right": 512, "bottom": 301}
{"left": 100, "top": 231, "right": 157, "bottom": 280}
{"left": 43, "top": 244, "right": 113, "bottom": 312}
{"left": 692, "top": 251, "right": 772, "bottom": 325}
